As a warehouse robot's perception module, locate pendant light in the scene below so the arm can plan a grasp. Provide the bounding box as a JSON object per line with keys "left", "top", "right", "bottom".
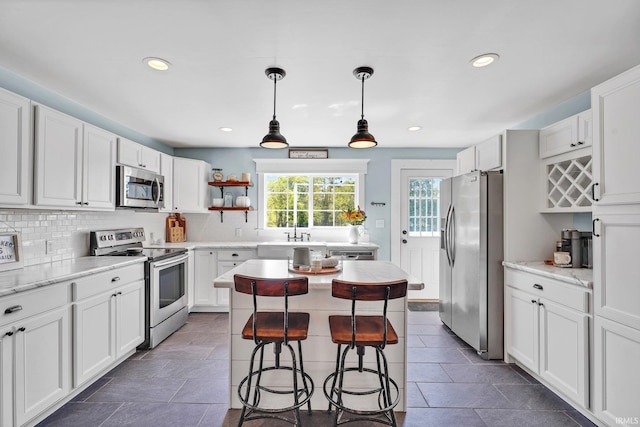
{"left": 260, "top": 67, "right": 288, "bottom": 149}
{"left": 348, "top": 66, "right": 377, "bottom": 149}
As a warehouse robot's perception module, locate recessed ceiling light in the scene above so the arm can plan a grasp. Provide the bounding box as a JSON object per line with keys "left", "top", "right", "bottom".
{"left": 219, "top": 127, "right": 233, "bottom": 132}
{"left": 143, "top": 57, "right": 171, "bottom": 71}
{"left": 407, "top": 126, "right": 422, "bottom": 132}
{"left": 470, "top": 53, "right": 500, "bottom": 68}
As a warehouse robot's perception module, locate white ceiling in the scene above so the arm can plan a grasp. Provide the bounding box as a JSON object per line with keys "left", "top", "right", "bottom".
{"left": 1, "top": 0, "right": 640, "bottom": 149}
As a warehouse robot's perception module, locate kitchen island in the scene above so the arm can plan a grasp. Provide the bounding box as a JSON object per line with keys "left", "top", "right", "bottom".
{"left": 213, "top": 259, "right": 423, "bottom": 412}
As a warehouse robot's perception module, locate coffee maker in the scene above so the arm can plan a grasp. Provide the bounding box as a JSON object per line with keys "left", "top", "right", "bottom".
{"left": 560, "top": 229, "right": 592, "bottom": 268}
{"left": 581, "top": 233, "right": 593, "bottom": 268}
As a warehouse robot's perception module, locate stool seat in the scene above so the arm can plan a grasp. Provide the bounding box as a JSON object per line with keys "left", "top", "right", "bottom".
{"left": 328, "top": 315, "right": 398, "bottom": 346}
{"left": 242, "top": 312, "right": 310, "bottom": 342}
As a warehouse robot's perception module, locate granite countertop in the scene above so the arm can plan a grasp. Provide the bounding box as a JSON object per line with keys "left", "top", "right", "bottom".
{"left": 0, "top": 257, "right": 146, "bottom": 297}
{"left": 503, "top": 261, "right": 593, "bottom": 288}
{"left": 144, "top": 241, "right": 380, "bottom": 250}
{"left": 213, "top": 259, "right": 423, "bottom": 291}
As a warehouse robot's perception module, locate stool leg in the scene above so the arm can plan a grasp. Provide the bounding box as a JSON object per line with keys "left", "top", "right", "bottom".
{"left": 327, "top": 344, "right": 342, "bottom": 412}
{"left": 377, "top": 347, "right": 398, "bottom": 427}
{"left": 333, "top": 344, "right": 352, "bottom": 425}
{"left": 297, "top": 340, "right": 312, "bottom": 415}
{"left": 250, "top": 343, "right": 267, "bottom": 410}
{"left": 238, "top": 342, "right": 263, "bottom": 427}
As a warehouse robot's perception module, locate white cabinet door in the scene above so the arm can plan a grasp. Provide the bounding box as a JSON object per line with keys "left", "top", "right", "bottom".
{"left": 592, "top": 211, "right": 640, "bottom": 329}
{"left": 173, "top": 157, "right": 210, "bottom": 213}
{"left": 193, "top": 250, "right": 218, "bottom": 309}
{"left": 216, "top": 261, "right": 242, "bottom": 307}
{"left": 0, "top": 88, "right": 30, "bottom": 206}
{"left": 34, "top": 105, "right": 83, "bottom": 207}
{"left": 456, "top": 146, "right": 475, "bottom": 175}
{"left": 505, "top": 287, "right": 539, "bottom": 372}
{"left": 0, "top": 327, "right": 13, "bottom": 427}
{"left": 73, "top": 292, "right": 116, "bottom": 387}
{"left": 539, "top": 115, "right": 578, "bottom": 159}
{"left": 14, "top": 306, "right": 70, "bottom": 426}
{"left": 577, "top": 110, "right": 592, "bottom": 148}
{"left": 116, "top": 280, "right": 145, "bottom": 356}
{"left": 592, "top": 65, "right": 640, "bottom": 205}
{"left": 594, "top": 316, "right": 640, "bottom": 425}
{"left": 475, "top": 135, "right": 502, "bottom": 171}
{"left": 159, "top": 153, "right": 174, "bottom": 213}
{"left": 83, "top": 124, "right": 116, "bottom": 210}
{"left": 118, "top": 137, "right": 160, "bottom": 173}
{"left": 539, "top": 298, "right": 589, "bottom": 407}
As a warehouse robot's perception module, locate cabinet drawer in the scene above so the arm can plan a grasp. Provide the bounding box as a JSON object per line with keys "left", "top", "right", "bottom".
{"left": 217, "top": 250, "right": 256, "bottom": 262}
{"left": 505, "top": 269, "right": 589, "bottom": 312}
{"left": 73, "top": 264, "right": 144, "bottom": 301}
{"left": 0, "top": 284, "right": 69, "bottom": 327}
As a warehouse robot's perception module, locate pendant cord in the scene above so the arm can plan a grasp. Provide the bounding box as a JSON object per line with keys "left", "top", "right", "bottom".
{"left": 360, "top": 75, "right": 365, "bottom": 120}
{"left": 273, "top": 76, "right": 277, "bottom": 121}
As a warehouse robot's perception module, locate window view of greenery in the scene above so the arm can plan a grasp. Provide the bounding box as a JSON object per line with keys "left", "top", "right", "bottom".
{"left": 265, "top": 175, "right": 357, "bottom": 228}
{"left": 408, "top": 177, "right": 441, "bottom": 237}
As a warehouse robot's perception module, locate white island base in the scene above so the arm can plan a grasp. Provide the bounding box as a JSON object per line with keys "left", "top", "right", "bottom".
{"left": 213, "top": 259, "right": 424, "bottom": 412}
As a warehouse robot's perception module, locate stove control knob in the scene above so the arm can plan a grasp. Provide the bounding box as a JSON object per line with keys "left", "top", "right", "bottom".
{"left": 100, "top": 236, "right": 107, "bottom": 241}
{"left": 108, "top": 235, "right": 114, "bottom": 240}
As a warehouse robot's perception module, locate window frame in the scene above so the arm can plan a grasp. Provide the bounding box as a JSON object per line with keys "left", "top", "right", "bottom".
{"left": 255, "top": 159, "right": 368, "bottom": 231}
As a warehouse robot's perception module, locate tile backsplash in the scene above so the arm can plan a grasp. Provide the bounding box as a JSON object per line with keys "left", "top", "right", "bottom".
{"left": 0, "top": 209, "right": 166, "bottom": 266}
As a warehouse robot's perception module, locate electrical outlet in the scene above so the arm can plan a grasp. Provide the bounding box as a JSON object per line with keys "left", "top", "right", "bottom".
{"left": 235, "top": 228, "right": 243, "bottom": 237}
{"left": 376, "top": 219, "right": 385, "bottom": 228}
{"left": 46, "top": 240, "right": 54, "bottom": 254}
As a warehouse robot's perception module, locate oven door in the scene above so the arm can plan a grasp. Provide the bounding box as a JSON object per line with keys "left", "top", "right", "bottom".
{"left": 149, "top": 253, "right": 188, "bottom": 327}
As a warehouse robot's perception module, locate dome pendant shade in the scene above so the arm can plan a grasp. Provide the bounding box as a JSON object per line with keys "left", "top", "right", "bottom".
{"left": 348, "top": 119, "right": 377, "bottom": 148}
{"left": 348, "top": 66, "right": 378, "bottom": 149}
{"left": 260, "top": 67, "right": 288, "bottom": 149}
{"left": 260, "top": 119, "right": 288, "bottom": 149}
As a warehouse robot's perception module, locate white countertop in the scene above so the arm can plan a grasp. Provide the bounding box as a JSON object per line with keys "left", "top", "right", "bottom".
{"left": 213, "top": 259, "right": 423, "bottom": 291}
{"left": 0, "top": 257, "right": 146, "bottom": 297}
{"left": 503, "top": 261, "right": 593, "bottom": 288}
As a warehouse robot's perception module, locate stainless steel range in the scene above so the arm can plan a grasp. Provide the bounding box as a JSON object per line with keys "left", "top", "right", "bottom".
{"left": 90, "top": 227, "right": 188, "bottom": 349}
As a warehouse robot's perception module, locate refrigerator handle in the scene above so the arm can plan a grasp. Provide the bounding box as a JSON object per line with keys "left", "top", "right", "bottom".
{"left": 449, "top": 205, "right": 456, "bottom": 266}
{"left": 443, "top": 204, "right": 452, "bottom": 267}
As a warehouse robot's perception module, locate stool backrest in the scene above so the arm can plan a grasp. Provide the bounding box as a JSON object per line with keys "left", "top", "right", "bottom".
{"left": 234, "top": 274, "right": 308, "bottom": 297}
{"left": 331, "top": 279, "right": 408, "bottom": 349}
{"left": 234, "top": 274, "right": 309, "bottom": 345}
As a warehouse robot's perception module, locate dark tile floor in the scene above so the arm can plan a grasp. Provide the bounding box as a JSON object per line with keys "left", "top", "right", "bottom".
{"left": 37, "top": 311, "right": 596, "bottom": 427}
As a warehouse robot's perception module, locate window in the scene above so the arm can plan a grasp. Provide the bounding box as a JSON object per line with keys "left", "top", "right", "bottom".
{"left": 408, "top": 177, "right": 440, "bottom": 237}
{"left": 264, "top": 174, "right": 358, "bottom": 228}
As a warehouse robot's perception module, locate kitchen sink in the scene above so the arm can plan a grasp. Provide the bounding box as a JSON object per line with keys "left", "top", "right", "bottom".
{"left": 256, "top": 241, "right": 327, "bottom": 259}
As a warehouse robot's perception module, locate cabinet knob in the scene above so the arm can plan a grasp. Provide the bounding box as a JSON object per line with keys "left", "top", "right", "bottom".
{"left": 577, "top": 141, "right": 584, "bottom": 145}
{"left": 570, "top": 143, "right": 577, "bottom": 147}
{"left": 538, "top": 302, "right": 544, "bottom": 306}
{"left": 531, "top": 299, "right": 537, "bottom": 304}
{"left": 402, "top": 239, "right": 408, "bottom": 244}
{"left": 232, "top": 253, "right": 239, "bottom": 257}
{"left": 3, "top": 331, "right": 13, "bottom": 337}
{"left": 17, "top": 327, "right": 26, "bottom": 332}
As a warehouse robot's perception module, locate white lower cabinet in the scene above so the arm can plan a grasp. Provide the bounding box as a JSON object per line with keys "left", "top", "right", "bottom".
{"left": 593, "top": 316, "right": 640, "bottom": 424}
{"left": 505, "top": 269, "right": 590, "bottom": 408}
{"left": 193, "top": 249, "right": 256, "bottom": 312}
{"left": 72, "top": 264, "right": 144, "bottom": 388}
{"left": 0, "top": 284, "right": 70, "bottom": 427}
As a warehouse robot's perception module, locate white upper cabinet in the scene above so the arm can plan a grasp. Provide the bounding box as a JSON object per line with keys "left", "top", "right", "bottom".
{"left": 34, "top": 105, "right": 83, "bottom": 207}
{"left": 159, "top": 153, "right": 174, "bottom": 213}
{"left": 0, "top": 88, "right": 31, "bottom": 206}
{"left": 456, "top": 146, "right": 476, "bottom": 175}
{"left": 456, "top": 135, "right": 502, "bottom": 176}
{"left": 172, "top": 157, "right": 211, "bottom": 213}
{"left": 475, "top": 134, "right": 502, "bottom": 171}
{"left": 118, "top": 137, "right": 160, "bottom": 173}
{"left": 34, "top": 105, "right": 116, "bottom": 210}
{"left": 82, "top": 124, "right": 117, "bottom": 209}
{"left": 592, "top": 65, "right": 640, "bottom": 206}
{"left": 539, "top": 110, "right": 592, "bottom": 159}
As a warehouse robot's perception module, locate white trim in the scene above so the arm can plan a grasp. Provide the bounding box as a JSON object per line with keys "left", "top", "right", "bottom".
{"left": 390, "top": 159, "right": 456, "bottom": 266}
{"left": 254, "top": 158, "right": 369, "bottom": 174}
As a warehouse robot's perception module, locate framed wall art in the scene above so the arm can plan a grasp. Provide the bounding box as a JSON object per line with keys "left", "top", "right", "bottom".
{"left": 0, "top": 232, "right": 24, "bottom": 272}
{"left": 288, "top": 149, "right": 329, "bottom": 159}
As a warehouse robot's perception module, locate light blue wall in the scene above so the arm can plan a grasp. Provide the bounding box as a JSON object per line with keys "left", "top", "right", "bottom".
{"left": 0, "top": 66, "right": 173, "bottom": 154}
{"left": 513, "top": 90, "right": 591, "bottom": 129}
{"left": 175, "top": 147, "right": 459, "bottom": 260}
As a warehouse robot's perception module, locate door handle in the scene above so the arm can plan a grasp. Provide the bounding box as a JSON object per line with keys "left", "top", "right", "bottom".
{"left": 402, "top": 230, "right": 407, "bottom": 235}
{"left": 402, "top": 239, "right": 407, "bottom": 244}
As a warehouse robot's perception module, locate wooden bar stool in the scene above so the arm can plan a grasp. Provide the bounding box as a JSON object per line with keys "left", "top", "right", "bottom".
{"left": 234, "top": 274, "right": 314, "bottom": 426}
{"left": 323, "top": 279, "right": 408, "bottom": 426}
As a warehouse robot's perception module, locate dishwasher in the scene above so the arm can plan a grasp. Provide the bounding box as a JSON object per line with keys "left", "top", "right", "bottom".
{"left": 329, "top": 249, "right": 376, "bottom": 260}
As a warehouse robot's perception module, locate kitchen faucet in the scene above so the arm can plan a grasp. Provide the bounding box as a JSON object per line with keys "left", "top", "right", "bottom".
{"left": 284, "top": 224, "right": 310, "bottom": 242}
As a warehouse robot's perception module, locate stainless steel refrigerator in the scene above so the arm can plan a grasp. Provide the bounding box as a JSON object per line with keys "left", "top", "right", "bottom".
{"left": 439, "top": 170, "right": 504, "bottom": 359}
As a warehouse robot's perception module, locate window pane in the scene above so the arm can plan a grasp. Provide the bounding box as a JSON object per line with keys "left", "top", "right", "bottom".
{"left": 407, "top": 177, "right": 441, "bottom": 237}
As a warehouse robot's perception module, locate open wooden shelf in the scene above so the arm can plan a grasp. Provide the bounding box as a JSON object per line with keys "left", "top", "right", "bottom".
{"left": 208, "top": 181, "right": 252, "bottom": 187}
{"left": 207, "top": 206, "right": 252, "bottom": 222}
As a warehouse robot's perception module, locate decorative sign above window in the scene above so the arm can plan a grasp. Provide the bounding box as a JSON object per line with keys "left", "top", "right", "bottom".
{"left": 0, "top": 233, "right": 24, "bottom": 272}
{"left": 288, "top": 149, "right": 329, "bottom": 159}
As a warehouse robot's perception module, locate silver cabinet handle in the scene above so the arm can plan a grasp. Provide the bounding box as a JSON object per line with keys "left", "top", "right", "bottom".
{"left": 111, "top": 277, "right": 121, "bottom": 282}
{"left": 4, "top": 305, "right": 23, "bottom": 314}
{"left": 533, "top": 284, "right": 543, "bottom": 290}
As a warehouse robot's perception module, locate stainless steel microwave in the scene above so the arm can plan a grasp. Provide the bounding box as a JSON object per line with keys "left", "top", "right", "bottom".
{"left": 116, "top": 165, "right": 165, "bottom": 209}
